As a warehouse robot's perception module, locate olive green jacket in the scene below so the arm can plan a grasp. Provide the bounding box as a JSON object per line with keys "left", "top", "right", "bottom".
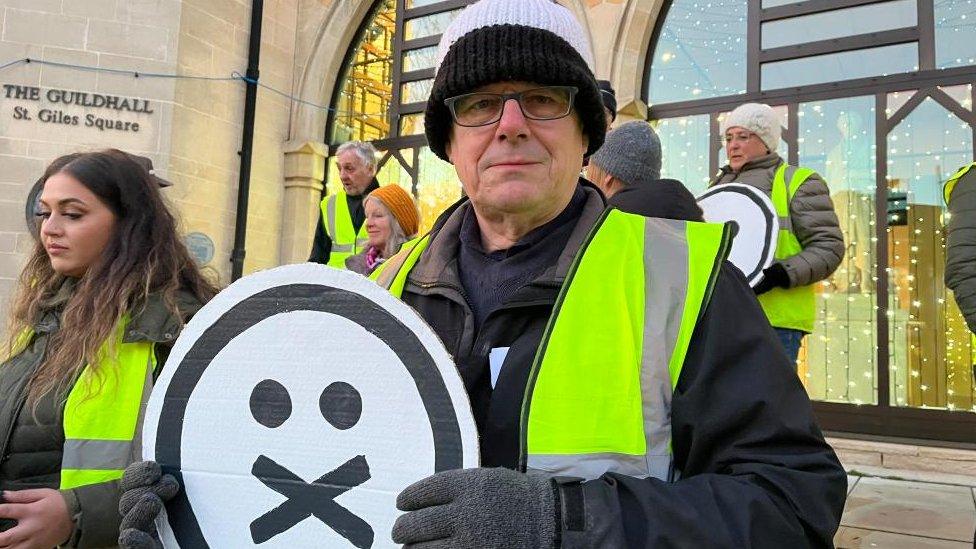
{"left": 0, "top": 282, "right": 202, "bottom": 548}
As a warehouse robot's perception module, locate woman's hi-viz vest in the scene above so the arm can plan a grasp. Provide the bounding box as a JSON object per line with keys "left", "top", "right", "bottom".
{"left": 943, "top": 162, "right": 976, "bottom": 349}
{"left": 374, "top": 209, "right": 731, "bottom": 482}
{"left": 943, "top": 162, "right": 976, "bottom": 206}
{"left": 757, "top": 164, "right": 817, "bottom": 333}
{"left": 321, "top": 190, "right": 370, "bottom": 269}
{"left": 10, "top": 321, "right": 155, "bottom": 490}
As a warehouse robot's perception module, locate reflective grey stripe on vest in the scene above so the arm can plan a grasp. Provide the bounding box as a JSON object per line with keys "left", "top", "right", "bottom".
{"left": 325, "top": 195, "right": 338, "bottom": 240}
{"left": 529, "top": 453, "right": 650, "bottom": 479}
{"left": 326, "top": 195, "right": 368, "bottom": 254}
{"left": 640, "top": 218, "right": 690, "bottom": 481}
{"left": 62, "top": 439, "right": 131, "bottom": 470}
{"left": 778, "top": 215, "right": 792, "bottom": 232}
{"left": 525, "top": 218, "right": 691, "bottom": 482}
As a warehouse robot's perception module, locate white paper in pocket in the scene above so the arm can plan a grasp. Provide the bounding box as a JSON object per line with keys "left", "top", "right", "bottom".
{"left": 489, "top": 347, "right": 510, "bottom": 389}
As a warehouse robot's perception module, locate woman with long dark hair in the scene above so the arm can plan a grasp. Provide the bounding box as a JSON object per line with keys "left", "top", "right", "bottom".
{"left": 0, "top": 149, "right": 217, "bottom": 547}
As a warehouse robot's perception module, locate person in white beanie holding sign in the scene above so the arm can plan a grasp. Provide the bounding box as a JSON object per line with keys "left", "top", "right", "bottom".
{"left": 712, "top": 103, "right": 844, "bottom": 365}
{"left": 118, "top": 2, "right": 845, "bottom": 547}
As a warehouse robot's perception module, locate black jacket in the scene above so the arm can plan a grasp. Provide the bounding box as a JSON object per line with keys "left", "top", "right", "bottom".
{"left": 606, "top": 178, "right": 704, "bottom": 222}
{"left": 945, "top": 167, "right": 976, "bottom": 334}
{"left": 399, "top": 184, "right": 847, "bottom": 547}
{"left": 308, "top": 178, "right": 380, "bottom": 264}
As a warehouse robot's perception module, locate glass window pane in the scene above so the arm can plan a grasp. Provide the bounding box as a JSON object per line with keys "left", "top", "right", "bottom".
{"left": 762, "top": 0, "right": 916, "bottom": 49}
{"left": 940, "top": 84, "right": 972, "bottom": 108}
{"left": 416, "top": 146, "right": 462, "bottom": 233}
{"left": 400, "top": 113, "right": 425, "bottom": 136}
{"left": 401, "top": 79, "right": 433, "bottom": 103}
{"left": 652, "top": 115, "right": 712, "bottom": 195}
{"left": 404, "top": 9, "right": 461, "bottom": 41}
{"left": 936, "top": 0, "right": 976, "bottom": 69}
{"left": 762, "top": 43, "right": 918, "bottom": 90}
{"left": 329, "top": 0, "right": 396, "bottom": 143}
{"left": 647, "top": 0, "right": 746, "bottom": 105}
{"left": 403, "top": 45, "right": 438, "bottom": 72}
{"left": 795, "top": 96, "right": 879, "bottom": 405}
{"left": 886, "top": 94, "right": 975, "bottom": 412}
{"left": 376, "top": 150, "right": 413, "bottom": 196}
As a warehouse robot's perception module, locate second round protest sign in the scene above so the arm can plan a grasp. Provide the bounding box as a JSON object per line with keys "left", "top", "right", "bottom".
{"left": 697, "top": 183, "right": 779, "bottom": 287}
{"left": 142, "top": 264, "right": 479, "bottom": 548}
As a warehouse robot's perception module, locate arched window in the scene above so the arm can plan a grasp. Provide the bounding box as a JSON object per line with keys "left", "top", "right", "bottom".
{"left": 326, "top": 0, "right": 477, "bottom": 233}
{"left": 646, "top": 0, "right": 976, "bottom": 441}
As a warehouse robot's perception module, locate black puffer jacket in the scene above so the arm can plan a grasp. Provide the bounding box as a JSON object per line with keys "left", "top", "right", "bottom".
{"left": 607, "top": 178, "right": 704, "bottom": 221}
{"left": 398, "top": 184, "right": 847, "bottom": 547}
{"left": 945, "top": 167, "right": 976, "bottom": 334}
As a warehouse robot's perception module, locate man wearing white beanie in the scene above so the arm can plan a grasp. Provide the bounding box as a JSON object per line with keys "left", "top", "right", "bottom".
{"left": 118, "top": 3, "right": 845, "bottom": 548}
{"left": 713, "top": 103, "right": 844, "bottom": 364}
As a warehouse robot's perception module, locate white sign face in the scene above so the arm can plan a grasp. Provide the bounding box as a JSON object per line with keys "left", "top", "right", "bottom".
{"left": 697, "top": 184, "right": 780, "bottom": 287}
{"left": 143, "top": 264, "right": 479, "bottom": 548}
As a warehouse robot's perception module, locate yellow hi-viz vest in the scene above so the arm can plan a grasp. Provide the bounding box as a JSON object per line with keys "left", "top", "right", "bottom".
{"left": 321, "top": 190, "right": 370, "bottom": 269}
{"left": 757, "top": 164, "right": 817, "bottom": 333}
{"left": 375, "top": 209, "right": 731, "bottom": 481}
{"left": 943, "top": 163, "right": 976, "bottom": 206}
{"left": 12, "top": 323, "right": 155, "bottom": 490}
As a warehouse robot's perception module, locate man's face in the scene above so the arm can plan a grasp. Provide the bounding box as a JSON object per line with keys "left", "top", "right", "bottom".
{"left": 337, "top": 150, "right": 375, "bottom": 196}
{"left": 724, "top": 126, "right": 770, "bottom": 172}
{"left": 446, "top": 81, "right": 588, "bottom": 221}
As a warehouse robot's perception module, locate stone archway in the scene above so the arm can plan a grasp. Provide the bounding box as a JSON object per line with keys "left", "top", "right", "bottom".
{"left": 607, "top": 0, "right": 666, "bottom": 121}
{"left": 289, "top": 0, "right": 380, "bottom": 145}
{"left": 280, "top": 0, "right": 379, "bottom": 263}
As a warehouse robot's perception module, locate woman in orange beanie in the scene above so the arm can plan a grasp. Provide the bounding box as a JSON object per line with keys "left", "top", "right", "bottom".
{"left": 345, "top": 184, "right": 420, "bottom": 276}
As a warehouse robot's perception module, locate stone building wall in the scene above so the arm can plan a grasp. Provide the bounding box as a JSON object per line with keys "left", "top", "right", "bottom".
{"left": 165, "top": 0, "right": 298, "bottom": 283}
{"left": 0, "top": 0, "right": 183, "bottom": 324}
{"left": 0, "top": 0, "right": 299, "bottom": 329}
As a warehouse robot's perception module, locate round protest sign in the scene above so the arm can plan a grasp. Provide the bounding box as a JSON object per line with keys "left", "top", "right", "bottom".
{"left": 142, "top": 264, "right": 479, "bottom": 548}
{"left": 697, "top": 184, "right": 779, "bottom": 287}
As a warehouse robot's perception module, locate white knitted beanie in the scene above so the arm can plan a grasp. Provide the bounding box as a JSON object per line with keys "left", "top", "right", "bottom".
{"left": 434, "top": 0, "right": 595, "bottom": 72}
{"left": 720, "top": 103, "right": 782, "bottom": 151}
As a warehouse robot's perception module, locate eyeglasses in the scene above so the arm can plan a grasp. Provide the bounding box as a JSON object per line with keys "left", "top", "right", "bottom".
{"left": 724, "top": 131, "right": 757, "bottom": 144}
{"left": 444, "top": 86, "right": 578, "bottom": 127}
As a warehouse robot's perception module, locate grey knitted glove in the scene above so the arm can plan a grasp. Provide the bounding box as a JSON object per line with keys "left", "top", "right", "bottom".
{"left": 392, "top": 467, "right": 558, "bottom": 549}
{"left": 118, "top": 461, "right": 180, "bottom": 549}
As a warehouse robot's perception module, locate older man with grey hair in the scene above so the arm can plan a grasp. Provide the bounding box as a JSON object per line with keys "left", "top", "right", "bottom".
{"left": 309, "top": 140, "right": 382, "bottom": 267}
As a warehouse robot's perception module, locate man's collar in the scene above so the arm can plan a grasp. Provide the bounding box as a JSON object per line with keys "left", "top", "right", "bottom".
{"left": 407, "top": 181, "right": 605, "bottom": 287}
{"left": 458, "top": 185, "right": 586, "bottom": 258}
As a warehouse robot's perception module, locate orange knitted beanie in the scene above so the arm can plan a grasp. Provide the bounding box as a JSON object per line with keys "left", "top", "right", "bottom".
{"left": 369, "top": 185, "right": 420, "bottom": 237}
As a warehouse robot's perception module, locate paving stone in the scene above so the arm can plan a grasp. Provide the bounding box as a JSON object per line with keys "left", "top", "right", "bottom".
{"left": 827, "top": 437, "right": 921, "bottom": 456}
{"left": 842, "top": 477, "right": 976, "bottom": 542}
{"left": 835, "top": 526, "right": 973, "bottom": 548}
{"left": 844, "top": 465, "right": 976, "bottom": 488}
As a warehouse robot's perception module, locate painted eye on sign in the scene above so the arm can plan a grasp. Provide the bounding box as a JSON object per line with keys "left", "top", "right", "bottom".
{"left": 142, "top": 264, "right": 479, "bottom": 548}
